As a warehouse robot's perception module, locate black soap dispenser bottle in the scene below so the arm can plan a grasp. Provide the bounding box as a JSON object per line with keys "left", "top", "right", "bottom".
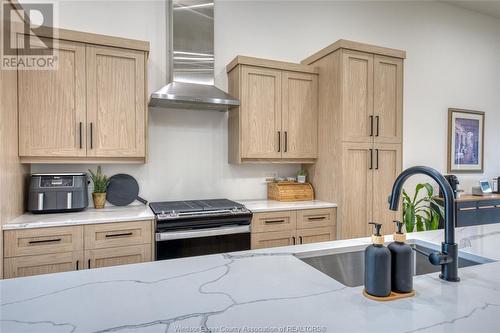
{"left": 364, "top": 222, "right": 391, "bottom": 297}
{"left": 388, "top": 220, "right": 414, "bottom": 293}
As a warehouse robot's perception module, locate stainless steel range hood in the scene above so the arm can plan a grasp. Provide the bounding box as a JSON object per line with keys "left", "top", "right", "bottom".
{"left": 149, "top": 0, "right": 239, "bottom": 111}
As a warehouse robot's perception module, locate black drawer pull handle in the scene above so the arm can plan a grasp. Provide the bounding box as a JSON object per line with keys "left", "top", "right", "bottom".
{"left": 299, "top": 236, "right": 303, "bottom": 244}
{"left": 76, "top": 260, "right": 79, "bottom": 270}
{"left": 292, "top": 236, "right": 296, "bottom": 245}
{"left": 28, "top": 238, "right": 62, "bottom": 244}
{"left": 90, "top": 122, "right": 94, "bottom": 149}
{"left": 79, "top": 122, "right": 83, "bottom": 149}
{"left": 369, "top": 116, "right": 374, "bottom": 136}
{"left": 375, "top": 116, "right": 380, "bottom": 136}
{"left": 264, "top": 219, "right": 285, "bottom": 224}
{"left": 88, "top": 259, "right": 91, "bottom": 268}
{"left": 278, "top": 131, "right": 281, "bottom": 153}
{"left": 284, "top": 131, "right": 288, "bottom": 152}
{"left": 105, "top": 232, "right": 133, "bottom": 238}
{"left": 308, "top": 216, "right": 326, "bottom": 221}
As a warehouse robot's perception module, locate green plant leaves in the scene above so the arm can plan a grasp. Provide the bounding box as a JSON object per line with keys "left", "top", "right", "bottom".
{"left": 402, "top": 182, "right": 444, "bottom": 233}
{"left": 88, "top": 166, "right": 110, "bottom": 194}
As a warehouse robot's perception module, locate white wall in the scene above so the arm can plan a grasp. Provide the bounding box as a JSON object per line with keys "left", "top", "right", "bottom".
{"left": 31, "top": 0, "right": 500, "bottom": 201}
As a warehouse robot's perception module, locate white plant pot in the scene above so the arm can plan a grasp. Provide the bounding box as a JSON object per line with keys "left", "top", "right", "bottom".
{"left": 297, "top": 175, "right": 306, "bottom": 183}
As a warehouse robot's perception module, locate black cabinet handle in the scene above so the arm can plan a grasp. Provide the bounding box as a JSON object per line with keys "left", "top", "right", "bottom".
{"left": 105, "top": 232, "right": 133, "bottom": 238}
{"left": 278, "top": 131, "right": 281, "bottom": 152}
{"left": 90, "top": 122, "right": 93, "bottom": 149}
{"left": 88, "top": 259, "right": 91, "bottom": 269}
{"left": 28, "top": 238, "right": 62, "bottom": 245}
{"left": 369, "top": 149, "right": 373, "bottom": 170}
{"left": 308, "top": 216, "right": 326, "bottom": 221}
{"left": 369, "top": 116, "right": 374, "bottom": 136}
{"left": 292, "top": 236, "right": 296, "bottom": 245}
{"left": 76, "top": 260, "right": 79, "bottom": 270}
{"left": 284, "top": 131, "right": 288, "bottom": 152}
{"left": 375, "top": 149, "right": 379, "bottom": 170}
{"left": 265, "top": 219, "right": 285, "bottom": 224}
{"left": 375, "top": 116, "right": 380, "bottom": 136}
{"left": 299, "top": 236, "right": 303, "bottom": 244}
{"left": 79, "top": 122, "right": 83, "bottom": 149}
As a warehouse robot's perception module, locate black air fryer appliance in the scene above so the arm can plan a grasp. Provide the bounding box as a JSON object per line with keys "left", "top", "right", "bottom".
{"left": 440, "top": 175, "right": 459, "bottom": 198}
{"left": 28, "top": 173, "right": 88, "bottom": 213}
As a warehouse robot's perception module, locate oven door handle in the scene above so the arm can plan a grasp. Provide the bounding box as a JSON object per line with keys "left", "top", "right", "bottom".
{"left": 156, "top": 225, "right": 250, "bottom": 241}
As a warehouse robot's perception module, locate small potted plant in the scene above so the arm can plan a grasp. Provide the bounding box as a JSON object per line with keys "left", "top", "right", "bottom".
{"left": 402, "top": 183, "right": 444, "bottom": 232}
{"left": 88, "top": 166, "right": 110, "bottom": 209}
{"left": 297, "top": 169, "right": 307, "bottom": 183}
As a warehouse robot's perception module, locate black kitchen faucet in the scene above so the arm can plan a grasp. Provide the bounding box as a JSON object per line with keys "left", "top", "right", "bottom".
{"left": 388, "top": 166, "right": 460, "bottom": 282}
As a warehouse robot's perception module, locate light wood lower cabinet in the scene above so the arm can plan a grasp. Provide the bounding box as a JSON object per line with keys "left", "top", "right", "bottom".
{"left": 4, "top": 251, "right": 84, "bottom": 279}
{"left": 251, "top": 208, "right": 336, "bottom": 250}
{"left": 3, "top": 220, "right": 153, "bottom": 279}
{"left": 86, "top": 244, "right": 151, "bottom": 269}
{"left": 251, "top": 230, "right": 296, "bottom": 250}
{"left": 297, "top": 227, "right": 335, "bottom": 245}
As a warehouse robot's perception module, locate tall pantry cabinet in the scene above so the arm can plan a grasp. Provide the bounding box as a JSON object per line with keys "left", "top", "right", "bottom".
{"left": 301, "top": 40, "right": 405, "bottom": 239}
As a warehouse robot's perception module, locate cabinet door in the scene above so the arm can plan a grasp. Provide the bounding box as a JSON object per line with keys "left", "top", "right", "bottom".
{"left": 86, "top": 244, "right": 151, "bottom": 269}
{"left": 340, "top": 143, "right": 374, "bottom": 239}
{"left": 4, "top": 252, "right": 83, "bottom": 279}
{"left": 18, "top": 38, "right": 86, "bottom": 157}
{"left": 297, "top": 227, "right": 335, "bottom": 245}
{"left": 372, "top": 144, "right": 402, "bottom": 234}
{"left": 374, "top": 56, "right": 403, "bottom": 144}
{"left": 251, "top": 230, "right": 296, "bottom": 250}
{"left": 241, "top": 66, "right": 282, "bottom": 158}
{"left": 341, "top": 50, "right": 374, "bottom": 143}
{"left": 86, "top": 45, "right": 146, "bottom": 157}
{"left": 282, "top": 71, "right": 318, "bottom": 158}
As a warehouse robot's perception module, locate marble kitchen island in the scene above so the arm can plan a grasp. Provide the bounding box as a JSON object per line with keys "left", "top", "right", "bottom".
{"left": 1, "top": 224, "right": 500, "bottom": 333}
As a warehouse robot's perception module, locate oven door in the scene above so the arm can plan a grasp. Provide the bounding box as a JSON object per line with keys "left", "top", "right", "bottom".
{"left": 155, "top": 225, "right": 251, "bottom": 260}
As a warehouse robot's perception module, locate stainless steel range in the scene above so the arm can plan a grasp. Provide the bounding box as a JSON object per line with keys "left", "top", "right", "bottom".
{"left": 149, "top": 199, "right": 252, "bottom": 260}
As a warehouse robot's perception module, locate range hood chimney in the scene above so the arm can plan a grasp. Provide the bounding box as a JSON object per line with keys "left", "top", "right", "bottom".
{"left": 149, "top": 0, "right": 239, "bottom": 111}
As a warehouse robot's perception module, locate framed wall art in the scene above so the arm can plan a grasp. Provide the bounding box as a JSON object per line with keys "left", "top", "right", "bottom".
{"left": 447, "top": 108, "right": 485, "bottom": 173}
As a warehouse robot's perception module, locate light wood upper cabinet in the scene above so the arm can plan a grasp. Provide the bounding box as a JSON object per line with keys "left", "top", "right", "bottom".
{"left": 374, "top": 56, "right": 403, "bottom": 144}
{"left": 341, "top": 50, "right": 374, "bottom": 143}
{"left": 240, "top": 66, "right": 282, "bottom": 159}
{"left": 18, "top": 38, "right": 87, "bottom": 157}
{"left": 227, "top": 56, "right": 318, "bottom": 163}
{"left": 86, "top": 46, "right": 146, "bottom": 158}
{"left": 17, "top": 28, "right": 149, "bottom": 164}
{"left": 372, "top": 144, "right": 402, "bottom": 234}
{"left": 282, "top": 71, "right": 318, "bottom": 159}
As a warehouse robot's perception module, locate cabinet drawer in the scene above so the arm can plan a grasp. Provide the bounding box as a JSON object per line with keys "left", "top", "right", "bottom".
{"left": 4, "top": 226, "right": 83, "bottom": 257}
{"left": 297, "top": 208, "right": 336, "bottom": 229}
{"left": 251, "top": 230, "right": 296, "bottom": 250}
{"left": 297, "top": 227, "right": 335, "bottom": 245}
{"left": 4, "top": 251, "right": 84, "bottom": 279}
{"left": 84, "top": 220, "right": 152, "bottom": 249}
{"left": 251, "top": 211, "right": 296, "bottom": 233}
{"left": 86, "top": 244, "right": 152, "bottom": 269}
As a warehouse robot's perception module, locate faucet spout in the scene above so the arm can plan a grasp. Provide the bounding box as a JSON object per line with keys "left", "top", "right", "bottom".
{"left": 388, "top": 166, "right": 459, "bottom": 282}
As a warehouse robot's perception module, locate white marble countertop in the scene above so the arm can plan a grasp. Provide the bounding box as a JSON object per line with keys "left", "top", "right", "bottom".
{"left": 237, "top": 199, "right": 337, "bottom": 213}
{"left": 2, "top": 205, "right": 155, "bottom": 230}
{"left": 1, "top": 223, "right": 499, "bottom": 332}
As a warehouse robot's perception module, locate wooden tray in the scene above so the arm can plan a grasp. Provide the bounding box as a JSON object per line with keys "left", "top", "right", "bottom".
{"left": 363, "top": 289, "right": 415, "bottom": 302}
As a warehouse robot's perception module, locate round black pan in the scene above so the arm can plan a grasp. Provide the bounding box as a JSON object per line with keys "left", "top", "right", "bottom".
{"left": 106, "top": 174, "right": 147, "bottom": 206}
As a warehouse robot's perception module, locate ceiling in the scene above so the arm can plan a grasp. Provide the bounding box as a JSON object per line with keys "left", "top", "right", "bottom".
{"left": 443, "top": 1, "right": 500, "bottom": 19}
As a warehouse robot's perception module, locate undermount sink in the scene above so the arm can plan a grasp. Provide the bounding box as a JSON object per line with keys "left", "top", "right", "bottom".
{"left": 297, "top": 241, "right": 494, "bottom": 287}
